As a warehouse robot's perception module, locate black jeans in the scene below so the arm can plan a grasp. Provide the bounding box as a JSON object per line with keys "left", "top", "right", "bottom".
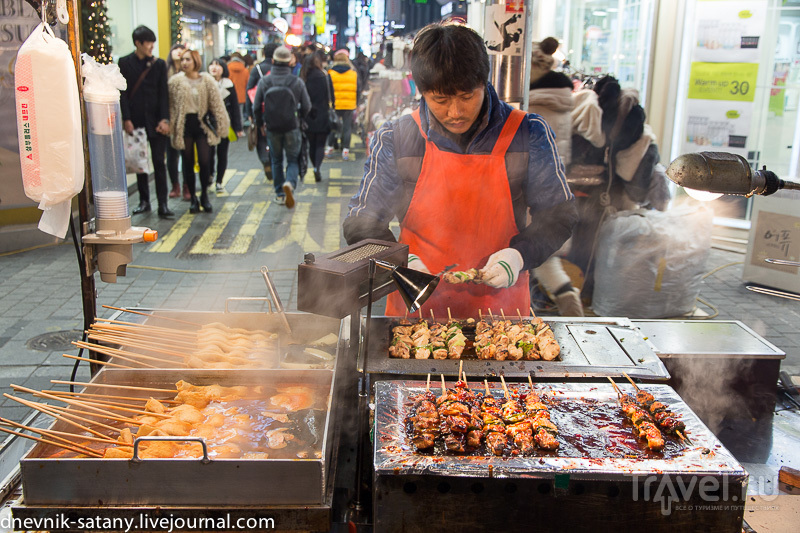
{"left": 256, "top": 126, "right": 269, "bottom": 167}
{"left": 181, "top": 114, "right": 211, "bottom": 197}
{"left": 210, "top": 137, "right": 230, "bottom": 184}
{"left": 136, "top": 134, "right": 169, "bottom": 207}
{"left": 327, "top": 109, "right": 353, "bottom": 150}
{"left": 166, "top": 143, "right": 181, "bottom": 187}
{"left": 307, "top": 131, "right": 327, "bottom": 171}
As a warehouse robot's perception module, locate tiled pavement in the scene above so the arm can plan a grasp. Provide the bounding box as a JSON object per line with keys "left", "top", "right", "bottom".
{"left": 0, "top": 137, "right": 798, "bottom": 426}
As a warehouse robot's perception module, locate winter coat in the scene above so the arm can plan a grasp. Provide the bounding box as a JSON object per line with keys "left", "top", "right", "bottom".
{"left": 168, "top": 72, "right": 230, "bottom": 150}
{"left": 303, "top": 68, "right": 334, "bottom": 134}
{"left": 529, "top": 71, "right": 574, "bottom": 167}
{"left": 344, "top": 83, "right": 577, "bottom": 271}
{"left": 227, "top": 58, "right": 250, "bottom": 104}
{"left": 119, "top": 53, "right": 169, "bottom": 139}
{"left": 252, "top": 64, "right": 312, "bottom": 130}
{"left": 217, "top": 77, "right": 243, "bottom": 133}
{"left": 329, "top": 63, "right": 358, "bottom": 111}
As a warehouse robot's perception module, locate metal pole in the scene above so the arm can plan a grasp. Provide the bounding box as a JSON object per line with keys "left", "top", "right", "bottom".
{"left": 66, "top": 0, "right": 98, "bottom": 369}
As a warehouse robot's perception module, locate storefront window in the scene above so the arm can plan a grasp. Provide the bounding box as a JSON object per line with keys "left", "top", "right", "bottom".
{"left": 556, "top": 0, "right": 656, "bottom": 105}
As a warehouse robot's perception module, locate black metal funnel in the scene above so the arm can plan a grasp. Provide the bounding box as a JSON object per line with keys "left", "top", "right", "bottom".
{"left": 375, "top": 260, "right": 439, "bottom": 313}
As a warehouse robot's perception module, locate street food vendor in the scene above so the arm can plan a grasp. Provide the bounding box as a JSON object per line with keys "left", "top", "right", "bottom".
{"left": 343, "top": 22, "right": 577, "bottom": 317}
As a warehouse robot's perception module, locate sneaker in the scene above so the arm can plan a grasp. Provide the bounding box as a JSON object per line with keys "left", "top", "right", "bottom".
{"left": 342, "top": 148, "right": 350, "bottom": 161}
{"left": 215, "top": 183, "right": 224, "bottom": 193}
{"left": 275, "top": 195, "right": 286, "bottom": 205}
{"left": 282, "top": 183, "right": 295, "bottom": 209}
{"left": 324, "top": 147, "right": 333, "bottom": 158}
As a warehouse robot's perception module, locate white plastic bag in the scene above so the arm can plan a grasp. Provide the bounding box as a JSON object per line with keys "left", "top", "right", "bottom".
{"left": 15, "top": 23, "right": 84, "bottom": 238}
{"left": 591, "top": 205, "right": 713, "bottom": 318}
{"left": 124, "top": 128, "right": 151, "bottom": 174}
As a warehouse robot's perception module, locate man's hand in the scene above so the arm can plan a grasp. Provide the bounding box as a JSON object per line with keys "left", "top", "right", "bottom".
{"left": 407, "top": 254, "right": 430, "bottom": 274}
{"left": 236, "top": 131, "right": 245, "bottom": 138}
{"left": 480, "top": 248, "right": 524, "bottom": 288}
{"left": 156, "top": 120, "right": 170, "bottom": 135}
{"left": 260, "top": 125, "right": 267, "bottom": 136}
{"left": 123, "top": 120, "right": 134, "bottom": 135}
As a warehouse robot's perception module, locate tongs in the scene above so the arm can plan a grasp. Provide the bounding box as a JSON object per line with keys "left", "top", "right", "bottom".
{"left": 261, "top": 266, "right": 292, "bottom": 335}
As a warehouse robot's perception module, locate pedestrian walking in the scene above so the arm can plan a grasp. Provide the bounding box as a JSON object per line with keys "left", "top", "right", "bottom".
{"left": 327, "top": 49, "right": 359, "bottom": 161}
{"left": 246, "top": 43, "right": 280, "bottom": 181}
{"left": 207, "top": 58, "right": 244, "bottom": 193}
{"left": 299, "top": 53, "right": 333, "bottom": 183}
{"left": 168, "top": 49, "right": 230, "bottom": 214}
{"left": 253, "top": 46, "right": 311, "bottom": 209}
{"left": 227, "top": 51, "right": 250, "bottom": 126}
{"left": 166, "top": 43, "right": 186, "bottom": 200}
{"left": 119, "top": 25, "right": 174, "bottom": 219}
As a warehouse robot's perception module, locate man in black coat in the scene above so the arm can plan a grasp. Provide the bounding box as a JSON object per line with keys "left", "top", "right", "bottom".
{"left": 119, "top": 25, "right": 173, "bottom": 219}
{"left": 245, "top": 42, "right": 279, "bottom": 181}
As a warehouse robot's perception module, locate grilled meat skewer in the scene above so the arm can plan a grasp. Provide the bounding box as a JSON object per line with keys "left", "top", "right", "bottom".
{"left": 409, "top": 391, "right": 440, "bottom": 450}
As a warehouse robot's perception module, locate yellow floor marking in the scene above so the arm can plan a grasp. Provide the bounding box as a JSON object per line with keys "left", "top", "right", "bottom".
{"left": 189, "top": 202, "right": 237, "bottom": 254}
{"left": 296, "top": 187, "right": 324, "bottom": 197}
{"left": 327, "top": 186, "right": 343, "bottom": 197}
{"left": 230, "top": 169, "right": 260, "bottom": 197}
{"left": 147, "top": 212, "right": 195, "bottom": 253}
{"left": 220, "top": 201, "right": 269, "bottom": 255}
{"left": 214, "top": 169, "right": 238, "bottom": 196}
{"left": 324, "top": 202, "right": 342, "bottom": 251}
{"left": 328, "top": 168, "right": 342, "bottom": 179}
{"left": 261, "top": 202, "right": 322, "bottom": 253}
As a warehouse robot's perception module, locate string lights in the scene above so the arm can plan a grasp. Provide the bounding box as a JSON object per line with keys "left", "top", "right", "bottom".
{"left": 81, "top": 0, "right": 112, "bottom": 64}
{"left": 171, "top": 0, "right": 184, "bottom": 43}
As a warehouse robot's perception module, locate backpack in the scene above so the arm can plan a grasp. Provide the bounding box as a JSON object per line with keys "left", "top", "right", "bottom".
{"left": 262, "top": 77, "right": 299, "bottom": 133}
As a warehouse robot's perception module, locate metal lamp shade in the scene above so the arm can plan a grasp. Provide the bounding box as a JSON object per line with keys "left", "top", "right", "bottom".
{"left": 390, "top": 266, "right": 439, "bottom": 313}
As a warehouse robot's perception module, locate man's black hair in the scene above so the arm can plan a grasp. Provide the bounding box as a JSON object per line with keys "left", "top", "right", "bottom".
{"left": 132, "top": 25, "right": 156, "bottom": 45}
{"left": 263, "top": 43, "right": 280, "bottom": 61}
{"left": 409, "top": 23, "right": 489, "bottom": 95}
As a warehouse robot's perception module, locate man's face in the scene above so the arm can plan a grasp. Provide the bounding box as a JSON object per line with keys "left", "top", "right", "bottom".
{"left": 135, "top": 40, "right": 155, "bottom": 58}
{"left": 422, "top": 86, "right": 485, "bottom": 135}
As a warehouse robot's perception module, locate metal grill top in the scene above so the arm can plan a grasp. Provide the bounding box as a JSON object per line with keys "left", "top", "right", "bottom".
{"left": 332, "top": 243, "right": 389, "bottom": 263}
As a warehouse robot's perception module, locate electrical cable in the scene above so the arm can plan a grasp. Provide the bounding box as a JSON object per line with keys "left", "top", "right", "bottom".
{"left": 702, "top": 261, "right": 744, "bottom": 279}
{"left": 68, "top": 215, "right": 87, "bottom": 393}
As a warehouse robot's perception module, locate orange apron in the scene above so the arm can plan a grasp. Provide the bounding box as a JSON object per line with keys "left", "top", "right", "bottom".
{"left": 386, "top": 108, "right": 530, "bottom": 318}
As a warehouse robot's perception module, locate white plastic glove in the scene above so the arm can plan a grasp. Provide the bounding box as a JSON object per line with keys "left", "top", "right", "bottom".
{"left": 407, "top": 254, "right": 430, "bottom": 274}
{"left": 481, "top": 248, "right": 525, "bottom": 288}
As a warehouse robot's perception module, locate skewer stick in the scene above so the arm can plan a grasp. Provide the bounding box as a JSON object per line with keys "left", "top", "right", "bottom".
{"left": 623, "top": 373, "right": 640, "bottom": 391}
{"left": 426, "top": 374, "right": 430, "bottom": 392}
{"left": 517, "top": 308, "right": 523, "bottom": 321}
{"left": 50, "top": 390, "right": 179, "bottom": 405}
{"left": 72, "top": 341, "right": 163, "bottom": 368}
{"left": 43, "top": 404, "right": 145, "bottom": 426}
{"left": 607, "top": 377, "right": 622, "bottom": 397}
{"left": 94, "top": 318, "right": 198, "bottom": 337}
{"left": 86, "top": 333, "right": 190, "bottom": 358}
{"left": 430, "top": 309, "right": 435, "bottom": 322}
{"left": 676, "top": 430, "right": 693, "bottom": 445}
{"left": 101, "top": 305, "right": 200, "bottom": 327}
{"left": 3, "top": 394, "right": 114, "bottom": 440}
{"left": 51, "top": 381, "right": 177, "bottom": 394}
{"left": 484, "top": 379, "right": 491, "bottom": 396}
{"left": 62, "top": 354, "right": 131, "bottom": 369}
{"left": 529, "top": 307, "right": 537, "bottom": 319}
{"left": 528, "top": 375, "right": 534, "bottom": 390}
{"left": 34, "top": 395, "right": 171, "bottom": 419}
{"left": 499, "top": 375, "right": 510, "bottom": 399}
{"left": 458, "top": 360, "right": 463, "bottom": 383}
{"left": 0, "top": 418, "right": 125, "bottom": 447}
{"left": 11, "top": 384, "right": 144, "bottom": 423}
{"left": 478, "top": 309, "right": 482, "bottom": 321}
{"left": 487, "top": 308, "right": 494, "bottom": 321}
{"left": 0, "top": 418, "right": 104, "bottom": 456}
{"left": 48, "top": 393, "right": 161, "bottom": 412}
{"left": 440, "top": 375, "right": 447, "bottom": 396}
{"left": 500, "top": 309, "right": 506, "bottom": 321}
{"left": 447, "top": 308, "right": 452, "bottom": 322}
{"left": 89, "top": 324, "right": 197, "bottom": 344}
{"left": 30, "top": 405, "right": 125, "bottom": 434}
{"left": 419, "top": 308, "right": 423, "bottom": 320}
{"left": 0, "top": 425, "right": 103, "bottom": 457}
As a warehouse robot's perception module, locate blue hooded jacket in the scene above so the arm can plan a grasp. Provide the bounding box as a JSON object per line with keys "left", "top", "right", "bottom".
{"left": 344, "top": 83, "right": 577, "bottom": 270}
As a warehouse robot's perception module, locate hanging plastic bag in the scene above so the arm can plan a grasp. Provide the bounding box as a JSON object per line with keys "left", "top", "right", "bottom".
{"left": 123, "top": 128, "right": 151, "bottom": 174}
{"left": 591, "top": 204, "right": 713, "bottom": 318}
{"left": 15, "top": 23, "right": 84, "bottom": 238}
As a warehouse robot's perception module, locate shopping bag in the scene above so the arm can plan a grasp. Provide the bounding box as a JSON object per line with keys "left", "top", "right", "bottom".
{"left": 124, "top": 128, "right": 151, "bottom": 174}
{"left": 328, "top": 108, "right": 342, "bottom": 133}
{"left": 228, "top": 127, "right": 237, "bottom": 142}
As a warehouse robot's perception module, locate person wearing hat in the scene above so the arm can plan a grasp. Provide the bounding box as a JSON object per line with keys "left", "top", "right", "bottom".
{"left": 343, "top": 22, "right": 577, "bottom": 318}
{"left": 253, "top": 46, "right": 311, "bottom": 208}
{"left": 327, "top": 49, "right": 359, "bottom": 161}
{"left": 246, "top": 43, "right": 280, "bottom": 181}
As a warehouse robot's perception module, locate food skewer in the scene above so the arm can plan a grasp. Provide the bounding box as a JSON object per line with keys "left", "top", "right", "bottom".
{"left": 20, "top": 389, "right": 171, "bottom": 419}
{"left": 523, "top": 382, "right": 559, "bottom": 450}
{"left": 608, "top": 378, "right": 664, "bottom": 451}
{"left": 85, "top": 334, "right": 190, "bottom": 359}
{"left": 73, "top": 341, "right": 170, "bottom": 368}
{"left": 0, "top": 417, "right": 104, "bottom": 455}
{"left": 3, "top": 394, "right": 117, "bottom": 440}
{"left": 62, "top": 354, "right": 131, "bottom": 369}
{"left": 50, "top": 390, "right": 180, "bottom": 405}
{"left": 92, "top": 318, "right": 198, "bottom": 339}
{"left": 497, "top": 376, "right": 535, "bottom": 454}
{"left": 621, "top": 375, "right": 691, "bottom": 444}
{"left": 436, "top": 375, "right": 469, "bottom": 452}
{"left": 480, "top": 380, "right": 507, "bottom": 455}
{"left": 408, "top": 377, "right": 440, "bottom": 451}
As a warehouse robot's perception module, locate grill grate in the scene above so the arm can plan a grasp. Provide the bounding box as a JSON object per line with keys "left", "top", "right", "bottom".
{"left": 332, "top": 243, "right": 389, "bottom": 263}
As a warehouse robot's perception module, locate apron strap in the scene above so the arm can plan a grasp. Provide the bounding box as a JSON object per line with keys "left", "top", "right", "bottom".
{"left": 411, "top": 109, "right": 428, "bottom": 140}
{"left": 491, "top": 109, "right": 526, "bottom": 157}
